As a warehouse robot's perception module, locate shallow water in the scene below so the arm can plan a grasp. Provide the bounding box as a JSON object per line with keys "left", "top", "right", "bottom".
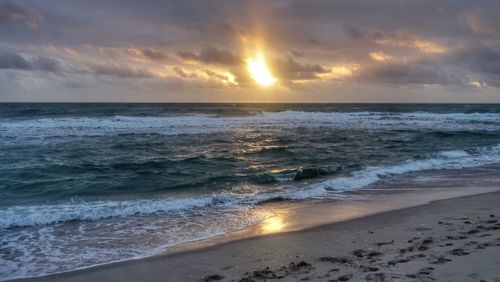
{"left": 1, "top": 103, "right": 500, "bottom": 280}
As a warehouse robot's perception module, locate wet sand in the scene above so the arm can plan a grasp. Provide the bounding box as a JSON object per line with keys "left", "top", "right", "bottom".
{"left": 15, "top": 167, "right": 500, "bottom": 282}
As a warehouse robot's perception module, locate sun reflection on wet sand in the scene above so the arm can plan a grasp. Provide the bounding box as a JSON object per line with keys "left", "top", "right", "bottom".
{"left": 260, "top": 214, "right": 287, "bottom": 234}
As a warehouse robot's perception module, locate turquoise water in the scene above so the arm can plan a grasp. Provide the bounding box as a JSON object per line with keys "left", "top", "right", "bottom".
{"left": 1, "top": 103, "right": 500, "bottom": 279}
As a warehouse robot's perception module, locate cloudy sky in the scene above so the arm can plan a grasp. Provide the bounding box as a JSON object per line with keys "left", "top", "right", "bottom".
{"left": 0, "top": 0, "right": 499, "bottom": 102}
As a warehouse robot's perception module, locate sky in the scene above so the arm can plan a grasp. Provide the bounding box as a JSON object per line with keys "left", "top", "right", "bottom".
{"left": 0, "top": 0, "right": 499, "bottom": 103}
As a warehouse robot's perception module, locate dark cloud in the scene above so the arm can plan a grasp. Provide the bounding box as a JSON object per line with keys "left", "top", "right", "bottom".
{"left": 141, "top": 48, "right": 167, "bottom": 61}
{"left": 460, "top": 46, "right": 500, "bottom": 75}
{"left": 356, "top": 60, "right": 458, "bottom": 86}
{"left": 91, "top": 63, "right": 155, "bottom": 78}
{"left": 273, "top": 57, "right": 329, "bottom": 80}
{"left": 0, "top": 52, "right": 31, "bottom": 69}
{"left": 0, "top": 1, "right": 41, "bottom": 28}
{"left": 31, "top": 56, "right": 61, "bottom": 72}
{"left": 456, "top": 45, "right": 500, "bottom": 87}
{"left": 0, "top": 52, "right": 60, "bottom": 71}
{"left": 178, "top": 46, "right": 242, "bottom": 66}
{"left": 343, "top": 24, "right": 384, "bottom": 40}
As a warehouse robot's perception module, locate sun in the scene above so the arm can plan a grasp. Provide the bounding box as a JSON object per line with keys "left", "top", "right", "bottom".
{"left": 246, "top": 52, "right": 276, "bottom": 86}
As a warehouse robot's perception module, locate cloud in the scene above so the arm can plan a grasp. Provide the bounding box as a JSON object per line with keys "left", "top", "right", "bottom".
{"left": 456, "top": 45, "right": 500, "bottom": 87}
{"left": 272, "top": 57, "right": 329, "bottom": 81}
{"left": 460, "top": 46, "right": 500, "bottom": 75}
{"left": 178, "top": 46, "right": 242, "bottom": 66}
{"left": 369, "top": 51, "right": 392, "bottom": 62}
{"left": 172, "top": 65, "right": 198, "bottom": 78}
{"left": 376, "top": 30, "right": 447, "bottom": 54}
{"left": 343, "top": 24, "right": 384, "bottom": 40}
{"left": 0, "top": 51, "right": 31, "bottom": 69}
{"left": 90, "top": 63, "right": 155, "bottom": 78}
{"left": 356, "top": 59, "right": 457, "bottom": 85}
{"left": 290, "top": 50, "right": 304, "bottom": 57}
{"left": 0, "top": 52, "right": 61, "bottom": 71}
{"left": 0, "top": 1, "right": 41, "bottom": 28}
{"left": 465, "top": 9, "right": 500, "bottom": 36}
{"left": 204, "top": 69, "right": 237, "bottom": 85}
{"left": 141, "top": 48, "right": 167, "bottom": 61}
{"left": 172, "top": 65, "right": 237, "bottom": 86}
{"left": 31, "top": 56, "right": 61, "bottom": 72}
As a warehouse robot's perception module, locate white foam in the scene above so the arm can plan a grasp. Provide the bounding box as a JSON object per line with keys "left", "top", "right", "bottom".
{"left": 1, "top": 111, "right": 499, "bottom": 141}
{"left": 0, "top": 197, "right": 214, "bottom": 228}
{"left": 290, "top": 144, "right": 500, "bottom": 199}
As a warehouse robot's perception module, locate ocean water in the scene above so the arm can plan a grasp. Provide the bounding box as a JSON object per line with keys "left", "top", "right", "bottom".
{"left": 1, "top": 103, "right": 500, "bottom": 279}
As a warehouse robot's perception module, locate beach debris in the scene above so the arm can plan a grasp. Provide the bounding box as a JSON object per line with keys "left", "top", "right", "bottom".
{"left": 367, "top": 251, "right": 382, "bottom": 258}
{"left": 408, "top": 253, "right": 426, "bottom": 259}
{"left": 418, "top": 267, "right": 434, "bottom": 275}
{"left": 240, "top": 260, "right": 313, "bottom": 281}
{"left": 376, "top": 240, "right": 394, "bottom": 246}
{"left": 336, "top": 273, "right": 354, "bottom": 281}
{"left": 422, "top": 237, "right": 433, "bottom": 244}
{"left": 251, "top": 267, "right": 276, "bottom": 279}
{"left": 352, "top": 249, "right": 365, "bottom": 258}
{"left": 363, "top": 266, "right": 379, "bottom": 272}
{"left": 467, "top": 229, "right": 479, "bottom": 234}
{"left": 414, "top": 226, "right": 432, "bottom": 232}
{"left": 366, "top": 272, "right": 387, "bottom": 282}
{"left": 203, "top": 274, "right": 225, "bottom": 281}
{"left": 429, "top": 255, "right": 451, "bottom": 264}
{"left": 318, "top": 256, "right": 353, "bottom": 265}
{"left": 289, "top": 261, "right": 312, "bottom": 271}
{"left": 387, "top": 257, "right": 410, "bottom": 266}
{"left": 449, "top": 248, "right": 469, "bottom": 256}
{"left": 417, "top": 245, "right": 429, "bottom": 251}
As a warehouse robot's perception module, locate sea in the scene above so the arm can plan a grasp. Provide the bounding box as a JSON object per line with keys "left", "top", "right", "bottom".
{"left": 1, "top": 103, "right": 500, "bottom": 280}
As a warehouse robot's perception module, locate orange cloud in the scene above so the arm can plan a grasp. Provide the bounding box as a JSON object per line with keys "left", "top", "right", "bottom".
{"left": 369, "top": 51, "right": 392, "bottom": 61}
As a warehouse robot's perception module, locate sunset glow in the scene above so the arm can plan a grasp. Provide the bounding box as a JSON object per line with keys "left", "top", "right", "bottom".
{"left": 0, "top": 1, "right": 499, "bottom": 103}
{"left": 246, "top": 52, "right": 275, "bottom": 86}
{"left": 1, "top": 1, "right": 500, "bottom": 280}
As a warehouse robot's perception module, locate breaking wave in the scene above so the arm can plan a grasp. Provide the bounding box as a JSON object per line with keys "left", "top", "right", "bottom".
{"left": 2, "top": 144, "right": 499, "bottom": 229}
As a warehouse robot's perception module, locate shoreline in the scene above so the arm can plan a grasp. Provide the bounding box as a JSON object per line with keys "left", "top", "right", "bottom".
{"left": 12, "top": 165, "right": 500, "bottom": 281}
{"left": 16, "top": 191, "right": 500, "bottom": 282}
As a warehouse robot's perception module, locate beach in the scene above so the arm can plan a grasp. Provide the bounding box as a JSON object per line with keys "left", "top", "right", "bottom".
{"left": 15, "top": 166, "right": 500, "bottom": 282}
{"left": 2, "top": 0, "right": 500, "bottom": 280}
{"left": 1, "top": 103, "right": 500, "bottom": 280}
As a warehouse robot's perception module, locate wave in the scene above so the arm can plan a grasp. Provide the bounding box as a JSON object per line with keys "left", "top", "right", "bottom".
{"left": 1, "top": 144, "right": 499, "bottom": 229}
{"left": 0, "top": 197, "right": 214, "bottom": 228}
{"left": 291, "top": 144, "right": 500, "bottom": 199}
{"left": 1, "top": 111, "right": 499, "bottom": 140}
